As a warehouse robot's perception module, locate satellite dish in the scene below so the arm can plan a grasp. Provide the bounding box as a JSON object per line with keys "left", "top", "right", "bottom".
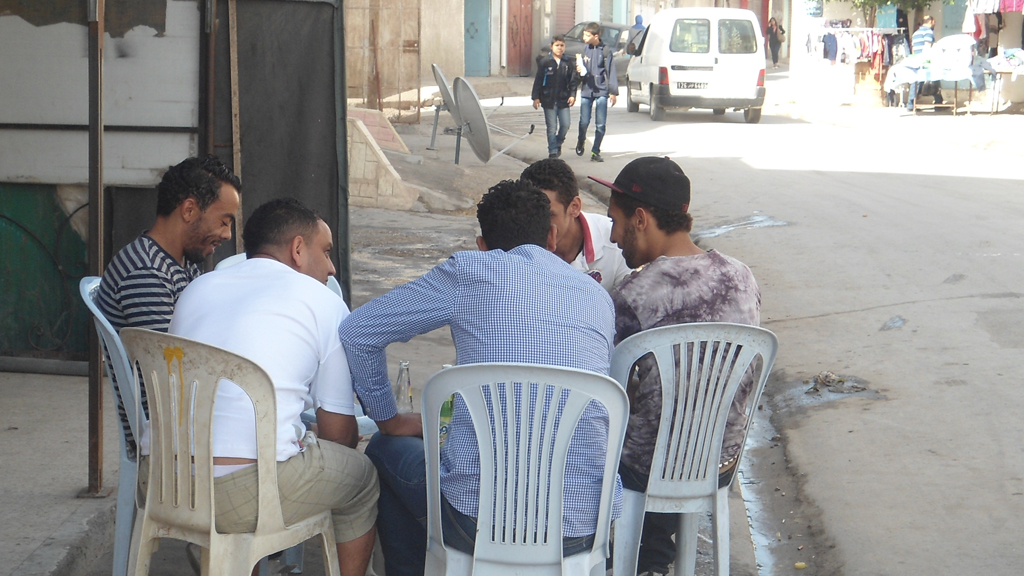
{"left": 431, "top": 64, "right": 462, "bottom": 126}
{"left": 453, "top": 77, "right": 492, "bottom": 164}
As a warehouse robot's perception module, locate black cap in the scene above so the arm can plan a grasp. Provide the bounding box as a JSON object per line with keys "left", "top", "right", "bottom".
{"left": 589, "top": 157, "right": 690, "bottom": 212}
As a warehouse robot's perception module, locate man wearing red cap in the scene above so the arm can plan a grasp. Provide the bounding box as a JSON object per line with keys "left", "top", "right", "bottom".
{"left": 590, "top": 157, "right": 760, "bottom": 576}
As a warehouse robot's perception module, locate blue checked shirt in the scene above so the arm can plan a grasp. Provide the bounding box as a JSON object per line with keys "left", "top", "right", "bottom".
{"left": 340, "top": 244, "right": 622, "bottom": 537}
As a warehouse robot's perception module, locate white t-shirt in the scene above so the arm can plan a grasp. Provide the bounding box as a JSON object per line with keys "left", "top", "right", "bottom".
{"left": 571, "top": 212, "right": 632, "bottom": 293}
{"left": 168, "top": 258, "right": 355, "bottom": 463}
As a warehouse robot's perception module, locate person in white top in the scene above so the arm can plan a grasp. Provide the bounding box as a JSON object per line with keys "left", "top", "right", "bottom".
{"left": 169, "top": 198, "right": 378, "bottom": 576}
{"left": 521, "top": 158, "right": 631, "bottom": 292}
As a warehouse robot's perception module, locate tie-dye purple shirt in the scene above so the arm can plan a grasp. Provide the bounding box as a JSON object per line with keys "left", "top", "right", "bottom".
{"left": 612, "top": 250, "right": 761, "bottom": 473}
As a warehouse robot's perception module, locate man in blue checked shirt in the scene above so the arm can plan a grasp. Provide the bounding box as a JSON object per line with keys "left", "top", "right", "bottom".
{"left": 339, "top": 179, "right": 622, "bottom": 576}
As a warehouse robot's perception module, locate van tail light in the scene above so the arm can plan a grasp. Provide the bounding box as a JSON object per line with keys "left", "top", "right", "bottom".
{"left": 757, "top": 69, "right": 765, "bottom": 87}
{"left": 658, "top": 67, "right": 669, "bottom": 85}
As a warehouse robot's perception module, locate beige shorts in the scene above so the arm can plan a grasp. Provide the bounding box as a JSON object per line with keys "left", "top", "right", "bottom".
{"left": 138, "top": 438, "right": 378, "bottom": 543}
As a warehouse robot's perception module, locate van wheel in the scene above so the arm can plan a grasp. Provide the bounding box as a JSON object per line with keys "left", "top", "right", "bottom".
{"left": 649, "top": 86, "right": 665, "bottom": 121}
{"left": 713, "top": 108, "right": 726, "bottom": 115}
{"left": 743, "top": 107, "right": 762, "bottom": 124}
{"left": 626, "top": 83, "right": 640, "bottom": 113}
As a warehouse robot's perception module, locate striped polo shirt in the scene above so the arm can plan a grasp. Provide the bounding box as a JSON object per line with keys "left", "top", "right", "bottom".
{"left": 912, "top": 25, "right": 934, "bottom": 54}
{"left": 98, "top": 234, "right": 200, "bottom": 459}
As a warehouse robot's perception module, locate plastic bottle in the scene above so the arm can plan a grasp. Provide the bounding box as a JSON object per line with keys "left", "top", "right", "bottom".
{"left": 394, "top": 361, "right": 413, "bottom": 413}
{"left": 438, "top": 396, "right": 454, "bottom": 446}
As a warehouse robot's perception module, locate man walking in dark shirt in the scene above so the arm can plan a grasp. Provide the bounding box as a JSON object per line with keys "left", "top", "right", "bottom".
{"left": 533, "top": 35, "right": 580, "bottom": 158}
{"left": 574, "top": 22, "right": 618, "bottom": 163}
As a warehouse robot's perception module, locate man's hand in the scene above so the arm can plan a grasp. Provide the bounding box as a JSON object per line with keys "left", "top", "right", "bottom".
{"left": 533, "top": 99, "right": 541, "bottom": 110}
{"left": 377, "top": 412, "right": 423, "bottom": 437}
{"left": 567, "top": 96, "right": 575, "bottom": 107}
{"left": 609, "top": 94, "right": 617, "bottom": 106}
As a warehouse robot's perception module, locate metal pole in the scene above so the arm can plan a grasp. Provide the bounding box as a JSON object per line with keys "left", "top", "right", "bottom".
{"left": 83, "top": 0, "right": 107, "bottom": 498}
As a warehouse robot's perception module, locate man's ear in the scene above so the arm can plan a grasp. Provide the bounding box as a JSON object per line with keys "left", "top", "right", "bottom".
{"left": 634, "top": 207, "right": 649, "bottom": 231}
{"left": 476, "top": 236, "right": 488, "bottom": 251}
{"left": 180, "top": 198, "right": 199, "bottom": 224}
{"left": 568, "top": 196, "right": 583, "bottom": 218}
{"left": 289, "top": 235, "right": 306, "bottom": 267}
{"left": 546, "top": 224, "right": 558, "bottom": 252}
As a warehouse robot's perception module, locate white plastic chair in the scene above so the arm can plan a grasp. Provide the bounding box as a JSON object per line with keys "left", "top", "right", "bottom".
{"left": 216, "top": 252, "right": 341, "bottom": 298}
{"left": 119, "top": 328, "right": 341, "bottom": 576}
{"left": 80, "top": 277, "right": 142, "bottom": 576}
{"left": 421, "top": 363, "right": 629, "bottom": 576}
{"left": 214, "top": 252, "right": 248, "bottom": 270}
{"left": 609, "top": 323, "right": 778, "bottom": 576}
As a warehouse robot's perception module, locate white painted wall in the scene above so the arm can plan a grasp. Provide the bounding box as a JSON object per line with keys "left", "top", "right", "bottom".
{"left": 0, "top": 1, "right": 200, "bottom": 186}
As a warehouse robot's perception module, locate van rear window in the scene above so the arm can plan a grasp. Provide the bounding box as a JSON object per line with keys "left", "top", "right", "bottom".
{"left": 718, "top": 19, "right": 758, "bottom": 54}
{"left": 669, "top": 19, "right": 710, "bottom": 53}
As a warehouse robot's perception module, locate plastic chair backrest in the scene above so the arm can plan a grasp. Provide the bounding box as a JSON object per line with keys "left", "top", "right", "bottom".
{"left": 421, "top": 363, "right": 628, "bottom": 574}
{"left": 214, "top": 252, "right": 247, "bottom": 270}
{"left": 119, "top": 328, "right": 287, "bottom": 535}
{"left": 80, "top": 277, "right": 140, "bottom": 445}
{"left": 610, "top": 323, "right": 778, "bottom": 511}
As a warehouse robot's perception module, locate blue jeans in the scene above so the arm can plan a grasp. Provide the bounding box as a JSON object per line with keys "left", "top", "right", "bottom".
{"left": 543, "top": 106, "right": 571, "bottom": 155}
{"left": 366, "top": 433, "right": 595, "bottom": 576}
{"left": 578, "top": 96, "right": 608, "bottom": 153}
{"left": 908, "top": 81, "right": 943, "bottom": 109}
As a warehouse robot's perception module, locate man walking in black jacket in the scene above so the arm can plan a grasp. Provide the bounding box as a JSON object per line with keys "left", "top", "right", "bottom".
{"left": 533, "top": 35, "right": 579, "bottom": 158}
{"left": 575, "top": 22, "right": 617, "bottom": 163}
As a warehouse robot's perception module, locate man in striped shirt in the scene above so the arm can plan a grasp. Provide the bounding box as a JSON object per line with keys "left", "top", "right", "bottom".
{"left": 908, "top": 15, "right": 943, "bottom": 110}
{"left": 98, "top": 155, "right": 241, "bottom": 460}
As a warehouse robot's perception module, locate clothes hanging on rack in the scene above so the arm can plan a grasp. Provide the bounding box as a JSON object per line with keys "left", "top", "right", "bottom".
{"left": 999, "top": 0, "right": 1022, "bottom": 12}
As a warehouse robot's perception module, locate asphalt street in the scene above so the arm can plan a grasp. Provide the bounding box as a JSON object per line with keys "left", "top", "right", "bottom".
{"left": 481, "top": 87, "right": 1024, "bottom": 575}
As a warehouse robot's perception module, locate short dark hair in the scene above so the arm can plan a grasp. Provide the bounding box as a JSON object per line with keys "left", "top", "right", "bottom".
{"left": 520, "top": 158, "right": 578, "bottom": 208}
{"left": 476, "top": 180, "right": 551, "bottom": 251}
{"left": 155, "top": 155, "right": 241, "bottom": 217}
{"left": 584, "top": 22, "right": 601, "bottom": 35}
{"left": 243, "top": 198, "right": 321, "bottom": 257}
{"left": 611, "top": 191, "right": 693, "bottom": 234}
{"left": 552, "top": 34, "right": 566, "bottom": 44}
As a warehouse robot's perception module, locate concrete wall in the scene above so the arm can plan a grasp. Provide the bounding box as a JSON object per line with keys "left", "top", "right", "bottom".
{"left": 421, "top": 0, "right": 465, "bottom": 82}
{"left": 0, "top": 3, "right": 199, "bottom": 186}
{"left": 347, "top": 118, "right": 418, "bottom": 210}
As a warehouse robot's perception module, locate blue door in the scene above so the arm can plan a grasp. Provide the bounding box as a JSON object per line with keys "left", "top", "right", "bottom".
{"left": 465, "top": 0, "right": 490, "bottom": 76}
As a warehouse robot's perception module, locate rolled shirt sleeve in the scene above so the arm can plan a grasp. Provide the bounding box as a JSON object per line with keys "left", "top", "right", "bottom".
{"left": 339, "top": 256, "right": 461, "bottom": 421}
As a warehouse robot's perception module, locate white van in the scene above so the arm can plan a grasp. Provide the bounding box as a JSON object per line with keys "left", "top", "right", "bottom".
{"left": 625, "top": 7, "right": 766, "bottom": 123}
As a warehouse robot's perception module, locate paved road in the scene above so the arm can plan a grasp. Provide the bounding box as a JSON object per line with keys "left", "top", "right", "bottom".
{"left": 486, "top": 91, "right": 1024, "bottom": 575}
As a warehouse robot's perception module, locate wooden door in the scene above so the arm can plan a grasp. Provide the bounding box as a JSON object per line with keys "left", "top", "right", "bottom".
{"left": 506, "top": 0, "right": 533, "bottom": 76}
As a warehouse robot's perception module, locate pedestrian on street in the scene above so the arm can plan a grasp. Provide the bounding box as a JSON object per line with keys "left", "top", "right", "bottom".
{"left": 533, "top": 35, "right": 579, "bottom": 159}
{"left": 574, "top": 22, "right": 618, "bottom": 163}
{"left": 767, "top": 17, "right": 785, "bottom": 69}
{"left": 908, "top": 15, "right": 943, "bottom": 111}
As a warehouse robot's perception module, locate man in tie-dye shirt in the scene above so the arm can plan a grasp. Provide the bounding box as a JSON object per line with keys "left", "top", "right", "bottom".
{"left": 590, "top": 157, "right": 760, "bottom": 575}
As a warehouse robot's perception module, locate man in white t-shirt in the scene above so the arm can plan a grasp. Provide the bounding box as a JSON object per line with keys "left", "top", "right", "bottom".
{"left": 169, "top": 198, "right": 378, "bottom": 576}
{"left": 521, "top": 158, "right": 631, "bottom": 292}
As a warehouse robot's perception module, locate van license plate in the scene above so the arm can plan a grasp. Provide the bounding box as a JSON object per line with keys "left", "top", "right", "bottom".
{"left": 677, "top": 82, "right": 707, "bottom": 89}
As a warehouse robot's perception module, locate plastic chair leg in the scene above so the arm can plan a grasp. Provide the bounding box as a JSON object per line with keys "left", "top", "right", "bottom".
{"left": 712, "top": 488, "right": 730, "bottom": 576}
{"left": 320, "top": 530, "right": 340, "bottom": 576}
{"left": 112, "top": 459, "right": 138, "bottom": 576}
{"left": 675, "top": 513, "right": 699, "bottom": 576}
{"left": 612, "top": 488, "right": 647, "bottom": 576}
{"left": 281, "top": 543, "right": 304, "bottom": 573}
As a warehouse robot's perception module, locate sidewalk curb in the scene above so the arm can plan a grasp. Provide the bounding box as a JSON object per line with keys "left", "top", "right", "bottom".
{"left": 13, "top": 498, "right": 116, "bottom": 576}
